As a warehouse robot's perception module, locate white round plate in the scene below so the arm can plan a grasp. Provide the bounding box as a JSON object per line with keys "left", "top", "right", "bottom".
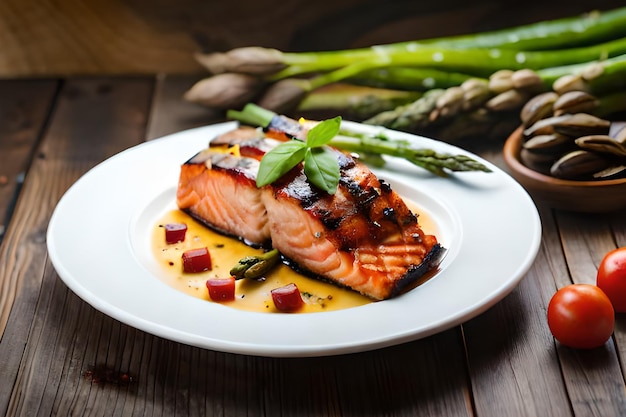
{"left": 47, "top": 121, "right": 541, "bottom": 357}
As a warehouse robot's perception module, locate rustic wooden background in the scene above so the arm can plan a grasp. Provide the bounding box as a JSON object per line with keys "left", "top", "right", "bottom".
{"left": 3, "top": 2, "right": 626, "bottom": 415}
{"left": 1, "top": 0, "right": 625, "bottom": 77}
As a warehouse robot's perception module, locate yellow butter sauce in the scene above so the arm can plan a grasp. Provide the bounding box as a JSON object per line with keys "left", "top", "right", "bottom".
{"left": 152, "top": 210, "right": 371, "bottom": 313}
{"left": 152, "top": 203, "right": 439, "bottom": 314}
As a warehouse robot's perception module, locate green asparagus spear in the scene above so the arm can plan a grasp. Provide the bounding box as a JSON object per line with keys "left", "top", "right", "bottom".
{"left": 329, "top": 133, "right": 492, "bottom": 176}
{"left": 256, "top": 37, "right": 626, "bottom": 112}
{"left": 364, "top": 89, "right": 447, "bottom": 131}
{"left": 196, "top": 7, "right": 626, "bottom": 77}
{"left": 550, "top": 54, "right": 626, "bottom": 95}
{"left": 227, "top": 104, "right": 275, "bottom": 129}
{"left": 365, "top": 53, "right": 626, "bottom": 138}
{"left": 594, "top": 90, "right": 626, "bottom": 118}
{"left": 408, "top": 8, "right": 626, "bottom": 51}
{"left": 349, "top": 67, "right": 475, "bottom": 91}
{"left": 347, "top": 55, "right": 626, "bottom": 94}
{"left": 186, "top": 35, "right": 626, "bottom": 112}
{"left": 271, "top": 36, "right": 626, "bottom": 83}
{"left": 227, "top": 104, "right": 491, "bottom": 177}
{"left": 297, "top": 84, "right": 422, "bottom": 120}
{"left": 230, "top": 249, "right": 280, "bottom": 280}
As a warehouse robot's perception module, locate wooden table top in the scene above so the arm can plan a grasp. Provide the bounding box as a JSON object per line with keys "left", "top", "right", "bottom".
{"left": 0, "top": 75, "right": 625, "bottom": 417}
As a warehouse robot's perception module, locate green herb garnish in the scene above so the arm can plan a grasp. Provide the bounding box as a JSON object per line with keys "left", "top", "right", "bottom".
{"left": 256, "top": 116, "right": 342, "bottom": 194}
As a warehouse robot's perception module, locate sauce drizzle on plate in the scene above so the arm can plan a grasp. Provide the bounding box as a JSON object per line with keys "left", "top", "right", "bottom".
{"left": 152, "top": 210, "right": 372, "bottom": 313}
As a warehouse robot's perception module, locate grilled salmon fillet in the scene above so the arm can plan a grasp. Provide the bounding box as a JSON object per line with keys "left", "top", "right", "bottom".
{"left": 176, "top": 124, "right": 444, "bottom": 300}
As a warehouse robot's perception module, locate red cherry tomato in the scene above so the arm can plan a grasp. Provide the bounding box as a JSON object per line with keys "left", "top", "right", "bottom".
{"left": 206, "top": 277, "right": 236, "bottom": 302}
{"left": 271, "top": 283, "right": 304, "bottom": 312}
{"left": 547, "top": 284, "right": 614, "bottom": 349}
{"left": 182, "top": 247, "right": 212, "bottom": 273}
{"left": 596, "top": 247, "right": 626, "bottom": 313}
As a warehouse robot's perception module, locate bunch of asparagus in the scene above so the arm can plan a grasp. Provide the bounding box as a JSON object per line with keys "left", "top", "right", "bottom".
{"left": 366, "top": 55, "right": 626, "bottom": 142}
{"left": 227, "top": 103, "right": 492, "bottom": 177}
{"left": 185, "top": 6, "right": 626, "bottom": 143}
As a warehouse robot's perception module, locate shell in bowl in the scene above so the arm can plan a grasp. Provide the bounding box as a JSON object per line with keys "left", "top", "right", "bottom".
{"left": 503, "top": 126, "right": 626, "bottom": 213}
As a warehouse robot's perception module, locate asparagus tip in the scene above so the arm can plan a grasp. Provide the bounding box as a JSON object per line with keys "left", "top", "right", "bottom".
{"left": 195, "top": 47, "right": 287, "bottom": 75}
{"left": 257, "top": 78, "right": 312, "bottom": 114}
{"left": 184, "top": 73, "right": 265, "bottom": 109}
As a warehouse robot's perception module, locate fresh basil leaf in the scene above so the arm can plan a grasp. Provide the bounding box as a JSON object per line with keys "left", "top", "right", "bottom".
{"left": 306, "top": 116, "right": 341, "bottom": 148}
{"left": 304, "top": 147, "right": 340, "bottom": 195}
{"left": 256, "top": 141, "right": 307, "bottom": 187}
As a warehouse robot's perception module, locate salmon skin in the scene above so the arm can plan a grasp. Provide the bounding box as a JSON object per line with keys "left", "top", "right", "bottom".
{"left": 176, "top": 124, "right": 445, "bottom": 300}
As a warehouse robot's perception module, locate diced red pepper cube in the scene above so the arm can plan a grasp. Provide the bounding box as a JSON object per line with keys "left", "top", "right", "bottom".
{"left": 206, "top": 277, "right": 236, "bottom": 302}
{"left": 239, "top": 145, "right": 265, "bottom": 159}
{"left": 271, "top": 283, "right": 304, "bottom": 312}
{"left": 165, "top": 223, "right": 187, "bottom": 244}
{"left": 182, "top": 247, "right": 212, "bottom": 273}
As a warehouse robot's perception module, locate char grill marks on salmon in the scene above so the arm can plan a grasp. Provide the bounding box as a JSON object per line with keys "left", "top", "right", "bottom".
{"left": 176, "top": 125, "right": 444, "bottom": 300}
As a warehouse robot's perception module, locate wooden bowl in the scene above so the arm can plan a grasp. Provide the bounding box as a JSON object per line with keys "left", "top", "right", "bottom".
{"left": 503, "top": 126, "right": 626, "bottom": 213}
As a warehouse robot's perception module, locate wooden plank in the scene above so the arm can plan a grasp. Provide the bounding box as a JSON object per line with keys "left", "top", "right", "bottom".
{"left": 0, "top": 80, "right": 59, "bottom": 390}
{"left": 145, "top": 74, "right": 223, "bottom": 141}
{"left": 0, "top": 80, "right": 58, "bottom": 244}
{"left": 1, "top": 0, "right": 626, "bottom": 77}
{"left": 329, "top": 331, "right": 473, "bottom": 417}
{"left": 609, "top": 209, "right": 626, "bottom": 395}
{"left": 611, "top": 211, "right": 626, "bottom": 247}
{"left": 0, "top": 77, "right": 154, "bottom": 416}
{"left": 553, "top": 210, "right": 626, "bottom": 416}
{"left": 557, "top": 212, "right": 618, "bottom": 285}
{"left": 8, "top": 305, "right": 474, "bottom": 416}
{"left": 0, "top": 0, "right": 365, "bottom": 77}
{"left": 463, "top": 204, "right": 572, "bottom": 416}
